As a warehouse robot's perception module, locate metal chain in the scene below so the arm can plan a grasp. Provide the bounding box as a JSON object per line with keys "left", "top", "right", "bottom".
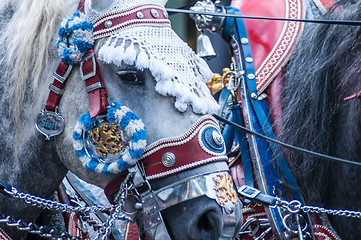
{"left": 274, "top": 198, "right": 361, "bottom": 219}
{"left": 96, "top": 172, "right": 134, "bottom": 240}
{"left": 0, "top": 173, "right": 136, "bottom": 239}
{"left": 0, "top": 212, "right": 82, "bottom": 240}
{"left": 4, "top": 187, "right": 110, "bottom": 214}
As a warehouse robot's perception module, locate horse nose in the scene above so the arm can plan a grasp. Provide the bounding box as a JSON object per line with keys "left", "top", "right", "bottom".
{"left": 188, "top": 206, "right": 223, "bottom": 240}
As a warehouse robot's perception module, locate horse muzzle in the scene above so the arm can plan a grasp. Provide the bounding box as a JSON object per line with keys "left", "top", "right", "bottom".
{"left": 104, "top": 115, "right": 243, "bottom": 239}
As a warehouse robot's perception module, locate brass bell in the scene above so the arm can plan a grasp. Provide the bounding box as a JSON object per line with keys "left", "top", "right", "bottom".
{"left": 197, "top": 31, "right": 217, "bottom": 60}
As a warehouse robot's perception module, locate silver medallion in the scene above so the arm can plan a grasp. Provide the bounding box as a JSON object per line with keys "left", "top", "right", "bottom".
{"left": 35, "top": 109, "right": 65, "bottom": 140}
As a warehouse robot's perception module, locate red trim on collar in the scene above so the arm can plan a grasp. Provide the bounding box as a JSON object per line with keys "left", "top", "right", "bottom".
{"left": 0, "top": 228, "right": 11, "bottom": 240}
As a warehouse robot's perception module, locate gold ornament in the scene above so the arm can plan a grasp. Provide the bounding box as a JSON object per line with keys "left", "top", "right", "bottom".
{"left": 89, "top": 123, "right": 123, "bottom": 157}
{"left": 213, "top": 173, "right": 238, "bottom": 205}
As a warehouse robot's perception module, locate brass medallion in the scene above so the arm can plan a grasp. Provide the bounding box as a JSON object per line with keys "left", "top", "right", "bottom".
{"left": 89, "top": 123, "right": 124, "bottom": 157}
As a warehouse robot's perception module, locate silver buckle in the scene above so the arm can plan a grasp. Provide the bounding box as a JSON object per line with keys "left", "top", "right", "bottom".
{"left": 80, "top": 53, "right": 96, "bottom": 81}
{"left": 86, "top": 82, "right": 105, "bottom": 93}
{"left": 49, "top": 84, "right": 64, "bottom": 95}
{"left": 238, "top": 185, "right": 261, "bottom": 199}
{"left": 52, "top": 64, "right": 73, "bottom": 83}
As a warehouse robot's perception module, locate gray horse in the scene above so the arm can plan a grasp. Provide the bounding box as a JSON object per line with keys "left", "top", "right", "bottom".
{"left": 0, "top": 0, "right": 242, "bottom": 239}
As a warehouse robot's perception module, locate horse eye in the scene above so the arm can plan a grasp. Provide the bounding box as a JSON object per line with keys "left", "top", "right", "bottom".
{"left": 117, "top": 70, "right": 143, "bottom": 85}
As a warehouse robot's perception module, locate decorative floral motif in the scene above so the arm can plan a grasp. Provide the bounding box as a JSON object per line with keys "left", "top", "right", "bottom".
{"left": 57, "top": 12, "right": 94, "bottom": 65}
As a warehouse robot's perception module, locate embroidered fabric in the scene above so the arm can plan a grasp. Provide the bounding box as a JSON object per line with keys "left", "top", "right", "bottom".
{"left": 85, "top": 0, "right": 219, "bottom": 115}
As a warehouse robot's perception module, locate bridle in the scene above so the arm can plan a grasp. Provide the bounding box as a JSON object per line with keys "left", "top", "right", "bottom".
{"left": 37, "top": 1, "right": 242, "bottom": 238}
{"left": 104, "top": 115, "right": 242, "bottom": 239}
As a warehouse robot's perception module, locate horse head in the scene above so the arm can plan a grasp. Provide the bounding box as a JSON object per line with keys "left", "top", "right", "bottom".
{"left": 0, "top": 0, "right": 242, "bottom": 239}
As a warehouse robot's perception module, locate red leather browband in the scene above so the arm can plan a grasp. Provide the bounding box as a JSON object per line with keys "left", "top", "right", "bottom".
{"left": 93, "top": 4, "right": 170, "bottom": 40}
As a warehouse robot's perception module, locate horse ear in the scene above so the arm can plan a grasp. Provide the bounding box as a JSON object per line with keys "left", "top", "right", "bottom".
{"left": 91, "top": 0, "right": 115, "bottom": 12}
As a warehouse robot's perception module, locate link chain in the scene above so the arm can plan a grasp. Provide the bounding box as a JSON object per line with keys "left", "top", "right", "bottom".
{"left": 0, "top": 212, "right": 82, "bottom": 239}
{"left": 274, "top": 198, "right": 361, "bottom": 218}
{"left": 94, "top": 172, "right": 135, "bottom": 240}
{"left": 0, "top": 173, "right": 136, "bottom": 239}
{"left": 4, "top": 187, "right": 110, "bottom": 214}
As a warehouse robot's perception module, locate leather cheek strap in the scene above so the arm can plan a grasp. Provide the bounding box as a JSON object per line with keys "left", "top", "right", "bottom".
{"left": 46, "top": 61, "right": 73, "bottom": 112}
{"left": 80, "top": 49, "right": 109, "bottom": 118}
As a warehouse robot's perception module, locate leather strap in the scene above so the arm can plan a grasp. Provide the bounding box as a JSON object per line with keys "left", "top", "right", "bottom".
{"left": 140, "top": 116, "right": 227, "bottom": 180}
{"left": 45, "top": 61, "right": 73, "bottom": 111}
{"left": 93, "top": 4, "right": 170, "bottom": 40}
{"left": 231, "top": 105, "right": 254, "bottom": 189}
{"left": 103, "top": 171, "right": 128, "bottom": 204}
{"left": 80, "top": 49, "right": 109, "bottom": 118}
{"left": 238, "top": 185, "right": 277, "bottom": 206}
{"left": 224, "top": 6, "right": 310, "bottom": 238}
{"left": 77, "top": 0, "right": 85, "bottom": 12}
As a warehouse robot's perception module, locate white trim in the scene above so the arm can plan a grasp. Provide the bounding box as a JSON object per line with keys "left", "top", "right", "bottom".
{"left": 146, "top": 156, "right": 228, "bottom": 180}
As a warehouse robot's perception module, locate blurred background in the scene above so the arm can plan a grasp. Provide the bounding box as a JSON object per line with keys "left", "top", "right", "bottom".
{"left": 165, "top": 0, "right": 232, "bottom": 75}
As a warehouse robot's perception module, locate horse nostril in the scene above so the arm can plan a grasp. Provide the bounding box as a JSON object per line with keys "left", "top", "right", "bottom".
{"left": 189, "top": 208, "right": 223, "bottom": 240}
{"left": 197, "top": 211, "right": 213, "bottom": 232}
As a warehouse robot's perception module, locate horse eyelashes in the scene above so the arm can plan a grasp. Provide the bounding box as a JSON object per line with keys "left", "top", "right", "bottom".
{"left": 117, "top": 71, "right": 143, "bottom": 85}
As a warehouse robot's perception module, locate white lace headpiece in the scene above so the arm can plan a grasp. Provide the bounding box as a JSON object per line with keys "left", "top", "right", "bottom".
{"left": 85, "top": 0, "right": 219, "bottom": 114}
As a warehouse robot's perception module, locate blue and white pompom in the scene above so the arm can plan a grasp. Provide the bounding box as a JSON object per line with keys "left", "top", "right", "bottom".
{"left": 73, "top": 102, "right": 146, "bottom": 174}
{"left": 57, "top": 11, "right": 94, "bottom": 65}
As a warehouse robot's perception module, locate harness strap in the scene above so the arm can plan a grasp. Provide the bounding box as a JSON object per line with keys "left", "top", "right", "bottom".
{"left": 231, "top": 105, "right": 254, "bottom": 189}
{"left": 223, "top": 6, "right": 311, "bottom": 238}
{"left": 45, "top": 62, "right": 72, "bottom": 111}
{"left": 80, "top": 50, "right": 109, "bottom": 118}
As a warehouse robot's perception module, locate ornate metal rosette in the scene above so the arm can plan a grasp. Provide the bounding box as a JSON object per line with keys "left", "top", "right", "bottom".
{"left": 73, "top": 102, "right": 146, "bottom": 174}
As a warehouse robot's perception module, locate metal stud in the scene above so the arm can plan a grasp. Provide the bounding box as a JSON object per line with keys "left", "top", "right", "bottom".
{"left": 212, "top": 131, "right": 224, "bottom": 146}
{"left": 163, "top": 11, "right": 168, "bottom": 18}
{"left": 245, "top": 57, "right": 253, "bottom": 63}
{"left": 151, "top": 9, "right": 159, "bottom": 18}
{"left": 162, "top": 152, "right": 176, "bottom": 167}
{"left": 251, "top": 92, "right": 258, "bottom": 100}
{"left": 247, "top": 74, "right": 255, "bottom": 80}
{"left": 137, "top": 11, "right": 144, "bottom": 19}
{"left": 104, "top": 20, "right": 112, "bottom": 28}
{"left": 241, "top": 38, "right": 249, "bottom": 44}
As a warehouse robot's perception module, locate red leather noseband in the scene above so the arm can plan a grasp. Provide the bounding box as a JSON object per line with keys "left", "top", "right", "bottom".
{"left": 104, "top": 115, "right": 228, "bottom": 202}
{"left": 140, "top": 115, "right": 227, "bottom": 180}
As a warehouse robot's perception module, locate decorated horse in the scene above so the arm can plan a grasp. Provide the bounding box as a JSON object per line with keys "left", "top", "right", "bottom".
{"left": 0, "top": 0, "right": 243, "bottom": 239}
{"left": 187, "top": 0, "right": 361, "bottom": 239}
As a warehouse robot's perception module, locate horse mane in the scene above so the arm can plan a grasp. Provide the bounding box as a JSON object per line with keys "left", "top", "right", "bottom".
{"left": 280, "top": 0, "right": 361, "bottom": 205}
{"left": 0, "top": 0, "right": 76, "bottom": 118}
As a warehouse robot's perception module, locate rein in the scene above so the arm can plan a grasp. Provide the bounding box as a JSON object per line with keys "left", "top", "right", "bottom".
{"left": 214, "top": 114, "right": 361, "bottom": 167}
{"left": 167, "top": 7, "right": 361, "bottom": 26}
